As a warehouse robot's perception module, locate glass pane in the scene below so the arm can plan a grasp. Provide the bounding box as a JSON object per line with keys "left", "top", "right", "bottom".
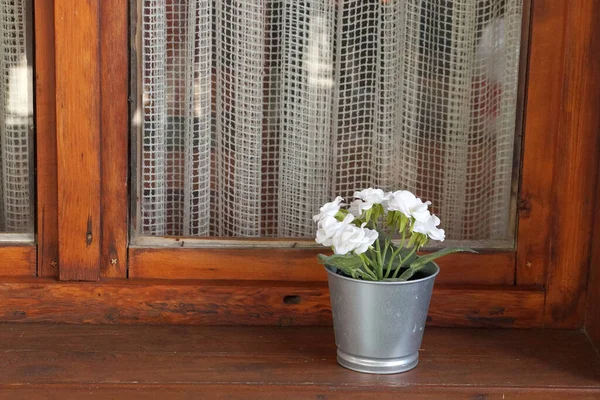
{"left": 135, "top": 0, "right": 523, "bottom": 242}
{"left": 0, "top": 0, "right": 33, "bottom": 233}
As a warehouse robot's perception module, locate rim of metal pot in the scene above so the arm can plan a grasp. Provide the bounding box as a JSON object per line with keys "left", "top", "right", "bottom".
{"left": 324, "top": 262, "right": 439, "bottom": 286}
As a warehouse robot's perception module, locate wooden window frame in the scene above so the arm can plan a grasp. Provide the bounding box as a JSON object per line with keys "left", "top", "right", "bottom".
{"left": 0, "top": 0, "right": 598, "bottom": 329}
{"left": 127, "top": 0, "right": 524, "bottom": 286}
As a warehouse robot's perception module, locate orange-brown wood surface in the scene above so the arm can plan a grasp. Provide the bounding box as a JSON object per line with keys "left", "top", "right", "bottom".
{"left": 21, "top": 0, "right": 599, "bottom": 333}
{"left": 0, "top": 325, "right": 597, "bottom": 399}
{"left": 55, "top": 0, "right": 101, "bottom": 281}
{"left": 586, "top": 140, "right": 600, "bottom": 350}
{"left": 129, "top": 248, "right": 516, "bottom": 285}
{"left": 34, "top": 0, "right": 59, "bottom": 278}
{"left": 515, "top": 0, "right": 566, "bottom": 286}
{"left": 100, "top": 0, "right": 128, "bottom": 278}
{"left": 4, "top": 386, "right": 600, "bottom": 400}
{"left": 543, "top": 0, "right": 600, "bottom": 329}
{"left": 0, "top": 279, "right": 543, "bottom": 327}
{"left": 0, "top": 246, "right": 36, "bottom": 277}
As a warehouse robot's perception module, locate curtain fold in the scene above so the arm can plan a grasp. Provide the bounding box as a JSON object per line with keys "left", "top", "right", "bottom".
{"left": 140, "top": 0, "right": 523, "bottom": 241}
{"left": 277, "top": 0, "right": 335, "bottom": 237}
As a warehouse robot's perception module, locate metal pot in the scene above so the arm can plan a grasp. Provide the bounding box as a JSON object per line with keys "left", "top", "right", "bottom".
{"left": 325, "top": 262, "right": 439, "bottom": 374}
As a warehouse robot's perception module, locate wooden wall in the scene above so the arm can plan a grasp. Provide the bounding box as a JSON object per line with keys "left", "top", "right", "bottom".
{"left": 586, "top": 150, "right": 600, "bottom": 349}
{"left": 0, "top": 0, "right": 595, "bottom": 330}
{"left": 581, "top": 0, "right": 600, "bottom": 349}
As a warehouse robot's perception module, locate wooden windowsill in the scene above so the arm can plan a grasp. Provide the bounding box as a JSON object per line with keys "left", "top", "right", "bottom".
{"left": 0, "top": 324, "right": 598, "bottom": 399}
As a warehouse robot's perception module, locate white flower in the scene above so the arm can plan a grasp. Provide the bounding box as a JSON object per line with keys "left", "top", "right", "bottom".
{"left": 315, "top": 216, "right": 341, "bottom": 246}
{"left": 353, "top": 224, "right": 380, "bottom": 254}
{"left": 350, "top": 189, "right": 390, "bottom": 218}
{"left": 353, "top": 188, "right": 389, "bottom": 205}
{"left": 315, "top": 214, "right": 354, "bottom": 247}
{"left": 387, "top": 190, "right": 432, "bottom": 222}
{"left": 312, "top": 196, "right": 344, "bottom": 222}
{"left": 331, "top": 222, "right": 379, "bottom": 255}
{"left": 413, "top": 213, "right": 445, "bottom": 242}
{"left": 348, "top": 199, "right": 373, "bottom": 217}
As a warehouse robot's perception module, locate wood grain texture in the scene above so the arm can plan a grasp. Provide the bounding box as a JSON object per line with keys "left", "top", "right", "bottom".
{"left": 99, "top": 0, "right": 128, "bottom": 278}
{"left": 544, "top": 0, "right": 600, "bottom": 329}
{"left": 34, "top": 0, "right": 59, "bottom": 277}
{"left": 0, "top": 279, "right": 543, "bottom": 327}
{"left": 129, "top": 248, "right": 516, "bottom": 285}
{"left": 54, "top": 0, "right": 101, "bottom": 281}
{"left": 515, "top": 0, "right": 566, "bottom": 286}
{"left": 586, "top": 126, "right": 600, "bottom": 350}
{"left": 0, "top": 245, "right": 35, "bottom": 277}
{"left": 2, "top": 386, "right": 599, "bottom": 400}
{"left": 0, "top": 325, "right": 597, "bottom": 399}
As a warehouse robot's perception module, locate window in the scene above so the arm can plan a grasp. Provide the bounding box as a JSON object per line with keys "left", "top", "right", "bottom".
{"left": 0, "top": 0, "right": 33, "bottom": 235}
{"left": 134, "top": 0, "right": 523, "bottom": 244}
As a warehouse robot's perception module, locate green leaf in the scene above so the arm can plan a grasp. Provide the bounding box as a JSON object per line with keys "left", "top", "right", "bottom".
{"left": 317, "top": 253, "right": 362, "bottom": 268}
{"left": 317, "top": 253, "right": 362, "bottom": 276}
{"left": 397, "top": 268, "right": 418, "bottom": 281}
{"left": 412, "top": 247, "right": 477, "bottom": 269}
{"left": 318, "top": 253, "right": 379, "bottom": 281}
{"left": 397, "top": 247, "right": 477, "bottom": 281}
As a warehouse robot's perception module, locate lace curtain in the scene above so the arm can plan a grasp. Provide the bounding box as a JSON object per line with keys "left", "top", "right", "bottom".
{"left": 139, "top": 0, "right": 522, "bottom": 240}
{"left": 0, "top": 0, "right": 31, "bottom": 233}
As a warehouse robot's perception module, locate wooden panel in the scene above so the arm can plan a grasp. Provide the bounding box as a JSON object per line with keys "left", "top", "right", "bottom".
{"left": 0, "top": 246, "right": 35, "bottom": 277}
{"left": 0, "top": 279, "right": 543, "bottom": 327}
{"left": 544, "top": 0, "right": 600, "bottom": 328}
{"left": 34, "top": 0, "right": 59, "bottom": 277}
{"left": 129, "top": 248, "right": 328, "bottom": 281}
{"left": 99, "top": 0, "right": 128, "bottom": 278}
{"left": 54, "top": 0, "right": 101, "bottom": 281}
{"left": 129, "top": 248, "right": 515, "bottom": 285}
{"left": 0, "top": 325, "right": 571, "bottom": 355}
{"left": 2, "top": 386, "right": 600, "bottom": 400}
{"left": 428, "top": 286, "right": 543, "bottom": 328}
{"left": 586, "top": 133, "right": 600, "bottom": 350}
{"left": 516, "top": 0, "right": 566, "bottom": 286}
{"left": 0, "top": 325, "right": 597, "bottom": 399}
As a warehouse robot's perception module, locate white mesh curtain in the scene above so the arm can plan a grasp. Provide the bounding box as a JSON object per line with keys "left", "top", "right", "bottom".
{"left": 140, "top": 0, "right": 522, "bottom": 240}
{"left": 0, "top": 0, "right": 31, "bottom": 233}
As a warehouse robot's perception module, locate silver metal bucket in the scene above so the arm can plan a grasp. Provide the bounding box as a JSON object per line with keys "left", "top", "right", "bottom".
{"left": 325, "top": 262, "right": 439, "bottom": 374}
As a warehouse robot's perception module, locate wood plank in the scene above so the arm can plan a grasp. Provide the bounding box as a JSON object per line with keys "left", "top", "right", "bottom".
{"left": 0, "top": 326, "right": 597, "bottom": 395}
{"left": 0, "top": 351, "right": 598, "bottom": 387}
{"left": 0, "top": 279, "right": 543, "bottom": 327}
{"left": 99, "top": 0, "right": 128, "bottom": 278}
{"left": 2, "top": 385, "right": 599, "bottom": 400}
{"left": 0, "top": 246, "right": 35, "bottom": 277}
{"left": 516, "top": 0, "right": 566, "bottom": 286}
{"left": 129, "top": 247, "right": 328, "bottom": 281}
{"left": 428, "top": 286, "right": 543, "bottom": 328}
{"left": 129, "top": 248, "right": 515, "bottom": 285}
{"left": 544, "top": 0, "right": 600, "bottom": 329}
{"left": 54, "top": 0, "right": 101, "bottom": 281}
{"left": 586, "top": 113, "right": 600, "bottom": 350}
{"left": 34, "top": 0, "right": 59, "bottom": 277}
{"left": 0, "top": 325, "right": 591, "bottom": 355}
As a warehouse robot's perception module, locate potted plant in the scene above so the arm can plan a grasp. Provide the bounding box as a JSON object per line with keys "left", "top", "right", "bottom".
{"left": 314, "top": 188, "right": 474, "bottom": 374}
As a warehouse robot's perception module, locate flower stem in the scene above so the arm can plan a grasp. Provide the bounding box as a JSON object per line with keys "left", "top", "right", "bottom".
{"left": 392, "top": 245, "right": 417, "bottom": 279}
{"left": 375, "top": 239, "right": 384, "bottom": 279}
{"left": 381, "top": 239, "right": 390, "bottom": 278}
{"left": 359, "top": 254, "right": 378, "bottom": 280}
{"left": 383, "top": 229, "right": 407, "bottom": 280}
{"left": 400, "top": 227, "right": 406, "bottom": 250}
{"left": 384, "top": 246, "right": 403, "bottom": 279}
